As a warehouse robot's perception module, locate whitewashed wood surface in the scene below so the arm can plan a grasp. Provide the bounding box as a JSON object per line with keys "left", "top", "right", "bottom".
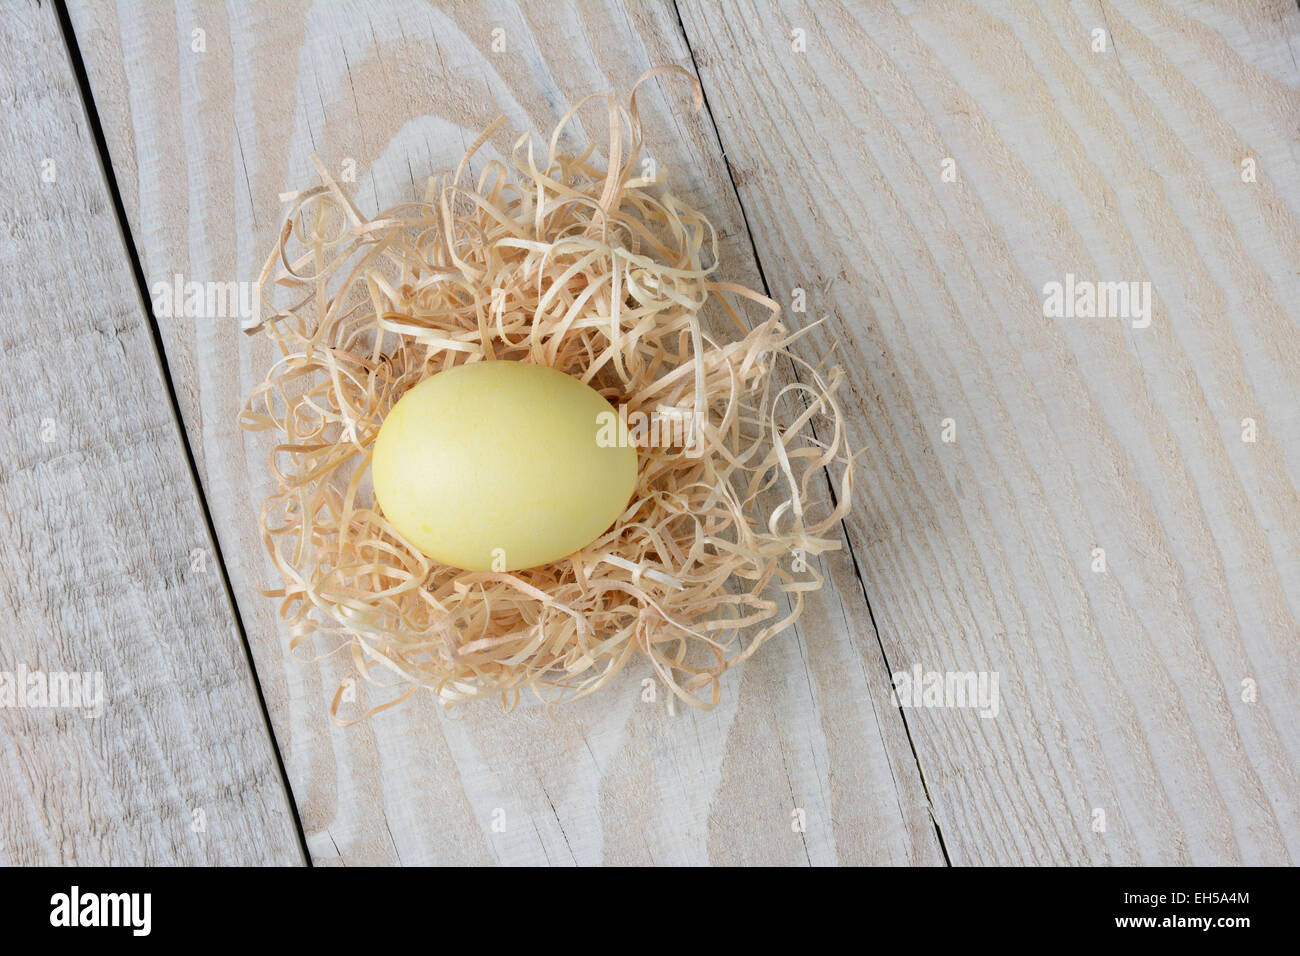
{"left": 0, "top": 0, "right": 302, "bottom": 865}
{"left": 0, "top": 0, "right": 1290, "bottom": 865}
{"left": 63, "top": 0, "right": 940, "bottom": 866}
{"left": 677, "top": 0, "right": 1300, "bottom": 865}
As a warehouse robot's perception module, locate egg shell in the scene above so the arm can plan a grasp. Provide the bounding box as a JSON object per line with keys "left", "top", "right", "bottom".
{"left": 371, "top": 360, "right": 637, "bottom": 571}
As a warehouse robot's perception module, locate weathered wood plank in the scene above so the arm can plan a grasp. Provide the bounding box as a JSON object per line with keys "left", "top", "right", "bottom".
{"left": 0, "top": 0, "right": 303, "bottom": 865}
{"left": 67, "top": 0, "right": 941, "bottom": 865}
{"left": 677, "top": 0, "right": 1300, "bottom": 864}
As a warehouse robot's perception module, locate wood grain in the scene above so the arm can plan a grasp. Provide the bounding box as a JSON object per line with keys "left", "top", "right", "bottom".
{"left": 676, "top": 0, "right": 1300, "bottom": 864}
{"left": 0, "top": 0, "right": 302, "bottom": 865}
{"left": 66, "top": 0, "right": 941, "bottom": 865}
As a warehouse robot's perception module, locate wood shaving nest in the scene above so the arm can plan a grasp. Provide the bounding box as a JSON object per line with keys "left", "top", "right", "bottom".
{"left": 238, "top": 66, "right": 854, "bottom": 721}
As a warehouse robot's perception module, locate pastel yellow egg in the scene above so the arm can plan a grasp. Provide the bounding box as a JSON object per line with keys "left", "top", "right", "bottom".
{"left": 371, "top": 361, "right": 637, "bottom": 571}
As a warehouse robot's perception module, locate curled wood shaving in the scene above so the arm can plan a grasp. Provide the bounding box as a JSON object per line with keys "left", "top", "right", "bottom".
{"left": 239, "top": 66, "right": 854, "bottom": 719}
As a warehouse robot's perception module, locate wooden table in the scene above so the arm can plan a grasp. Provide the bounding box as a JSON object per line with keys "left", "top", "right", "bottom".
{"left": 2, "top": 0, "right": 1296, "bottom": 866}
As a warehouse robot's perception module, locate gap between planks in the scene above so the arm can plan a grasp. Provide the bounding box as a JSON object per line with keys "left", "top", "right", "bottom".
{"left": 52, "top": 0, "right": 312, "bottom": 866}
{"left": 667, "top": 0, "right": 951, "bottom": 864}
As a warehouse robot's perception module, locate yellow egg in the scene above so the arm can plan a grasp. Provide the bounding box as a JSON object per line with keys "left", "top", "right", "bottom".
{"left": 371, "top": 361, "right": 637, "bottom": 571}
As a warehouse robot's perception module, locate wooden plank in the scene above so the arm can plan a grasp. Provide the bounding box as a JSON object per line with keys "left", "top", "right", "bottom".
{"left": 0, "top": 0, "right": 303, "bottom": 865}
{"left": 67, "top": 0, "right": 943, "bottom": 865}
{"left": 676, "top": 0, "right": 1300, "bottom": 864}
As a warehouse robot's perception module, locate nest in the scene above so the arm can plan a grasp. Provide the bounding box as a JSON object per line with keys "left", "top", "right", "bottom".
{"left": 239, "top": 66, "right": 853, "bottom": 720}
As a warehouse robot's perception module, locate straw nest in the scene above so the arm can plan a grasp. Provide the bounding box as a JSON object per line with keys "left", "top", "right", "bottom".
{"left": 239, "top": 67, "right": 853, "bottom": 720}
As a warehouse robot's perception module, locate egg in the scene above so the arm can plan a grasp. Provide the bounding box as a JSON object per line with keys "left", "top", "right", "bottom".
{"left": 371, "top": 360, "right": 638, "bottom": 571}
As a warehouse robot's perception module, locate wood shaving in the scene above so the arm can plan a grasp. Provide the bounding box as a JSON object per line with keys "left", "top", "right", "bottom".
{"left": 239, "top": 66, "right": 854, "bottom": 719}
